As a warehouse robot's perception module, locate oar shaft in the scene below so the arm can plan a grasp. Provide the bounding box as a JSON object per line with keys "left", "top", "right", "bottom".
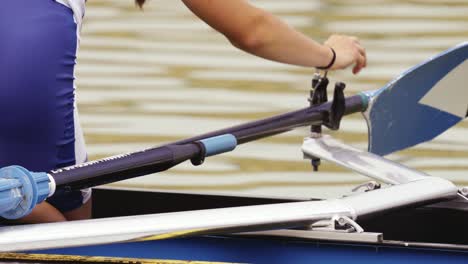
{"left": 175, "top": 95, "right": 365, "bottom": 145}
{"left": 52, "top": 144, "right": 201, "bottom": 189}
{"left": 49, "top": 95, "right": 366, "bottom": 190}
{"left": 0, "top": 94, "right": 366, "bottom": 220}
{"left": 51, "top": 95, "right": 365, "bottom": 191}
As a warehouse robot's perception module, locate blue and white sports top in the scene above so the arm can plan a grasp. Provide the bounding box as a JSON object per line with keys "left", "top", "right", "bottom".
{"left": 55, "top": 0, "right": 87, "bottom": 166}
{"left": 0, "top": 0, "right": 91, "bottom": 212}
{"left": 55, "top": 0, "right": 86, "bottom": 31}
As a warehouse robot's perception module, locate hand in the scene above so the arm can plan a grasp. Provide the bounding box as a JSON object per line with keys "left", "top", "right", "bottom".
{"left": 323, "top": 34, "right": 367, "bottom": 74}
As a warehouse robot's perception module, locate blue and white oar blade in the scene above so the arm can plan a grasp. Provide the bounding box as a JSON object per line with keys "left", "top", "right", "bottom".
{"left": 365, "top": 42, "right": 468, "bottom": 156}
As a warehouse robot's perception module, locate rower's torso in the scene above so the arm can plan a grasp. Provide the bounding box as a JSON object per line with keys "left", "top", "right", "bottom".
{"left": 54, "top": 0, "right": 86, "bottom": 29}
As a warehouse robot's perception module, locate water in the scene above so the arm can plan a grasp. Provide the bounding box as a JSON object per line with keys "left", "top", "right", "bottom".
{"left": 77, "top": 0, "right": 468, "bottom": 199}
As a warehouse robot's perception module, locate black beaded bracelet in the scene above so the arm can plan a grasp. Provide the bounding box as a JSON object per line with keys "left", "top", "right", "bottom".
{"left": 317, "top": 47, "right": 336, "bottom": 70}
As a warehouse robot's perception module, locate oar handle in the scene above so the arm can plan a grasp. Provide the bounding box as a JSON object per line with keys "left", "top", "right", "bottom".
{"left": 0, "top": 166, "right": 50, "bottom": 219}
{"left": 0, "top": 135, "right": 237, "bottom": 219}
{"left": 52, "top": 134, "right": 237, "bottom": 189}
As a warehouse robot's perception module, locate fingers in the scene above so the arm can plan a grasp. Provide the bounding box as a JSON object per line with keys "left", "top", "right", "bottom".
{"left": 350, "top": 36, "right": 366, "bottom": 74}
{"left": 353, "top": 42, "right": 367, "bottom": 74}
{"left": 350, "top": 36, "right": 360, "bottom": 44}
{"left": 323, "top": 34, "right": 367, "bottom": 74}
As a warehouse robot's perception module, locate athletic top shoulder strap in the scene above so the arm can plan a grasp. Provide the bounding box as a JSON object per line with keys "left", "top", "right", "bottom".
{"left": 54, "top": 0, "right": 86, "bottom": 31}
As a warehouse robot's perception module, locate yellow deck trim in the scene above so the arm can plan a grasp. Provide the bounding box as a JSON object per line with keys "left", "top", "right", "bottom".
{"left": 0, "top": 253, "right": 241, "bottom": 264}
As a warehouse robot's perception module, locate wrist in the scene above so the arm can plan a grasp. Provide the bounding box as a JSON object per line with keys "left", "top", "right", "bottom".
{"left": 317, "top": 46, "right": 336, "bottom": 70}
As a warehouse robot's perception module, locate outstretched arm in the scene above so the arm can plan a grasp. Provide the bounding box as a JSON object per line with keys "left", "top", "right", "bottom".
{"left": 182, "top": 0, "right": 366, "bottom": 73}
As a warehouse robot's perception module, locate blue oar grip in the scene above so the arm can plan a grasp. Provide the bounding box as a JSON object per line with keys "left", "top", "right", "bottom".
{"left": 0, "top": 166, "right": 51, "bottom": 219}
{"left": 358, "top": 91, "right": 371, "bottom": 112}
{"left": 0, "top": 177, "right": 22, "bottom": 216}
{"left": 200, "top": 134, "right": 237, "bottom": 157}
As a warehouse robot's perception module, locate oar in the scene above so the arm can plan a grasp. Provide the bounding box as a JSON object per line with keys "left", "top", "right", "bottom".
{"left": 364, "top": 42, "right": 468, "bottom": 155}
{"left": 0, "top": 43, "right": 466, "bottom": 220}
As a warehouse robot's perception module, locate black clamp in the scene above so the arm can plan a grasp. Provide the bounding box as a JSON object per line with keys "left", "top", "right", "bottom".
{"left": 308, "top": 73, "right": 328, "bottom": 171}
{"left": 190, "top": 141, "right": 206, "bottom": 166}
{"left": 324, "top": 82, "right": 346, "bottom": 130}
{"left": 308, "top": 72, "right": 346, "bottom": 171}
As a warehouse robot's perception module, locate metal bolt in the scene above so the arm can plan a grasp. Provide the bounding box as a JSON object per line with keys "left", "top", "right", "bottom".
{"left": 366, "top": 181, "right": 381, "bottom": 191}
{"left": 460, "top": 187, "right": 468, "bottom": 197}
{"left": 310, "top": 132, "right": 322, "bottom": 139}
{"left": 338, "top": 217, "right": 346, "bottom": 226}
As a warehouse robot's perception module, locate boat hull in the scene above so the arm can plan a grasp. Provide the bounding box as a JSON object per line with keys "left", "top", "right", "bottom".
{"left": 2, "top": 188, "right": 468, "bottom": 263}
{"left": 28, "top": 235, "right": 468, "bottom": 264}
{"left": 9, "top": 188, "right": 466, "bottom": 263}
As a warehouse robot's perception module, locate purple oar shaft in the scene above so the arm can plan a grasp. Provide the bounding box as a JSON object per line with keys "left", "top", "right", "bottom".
{"left": 50, "top": 95, "right": 365, "bottom": 191}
